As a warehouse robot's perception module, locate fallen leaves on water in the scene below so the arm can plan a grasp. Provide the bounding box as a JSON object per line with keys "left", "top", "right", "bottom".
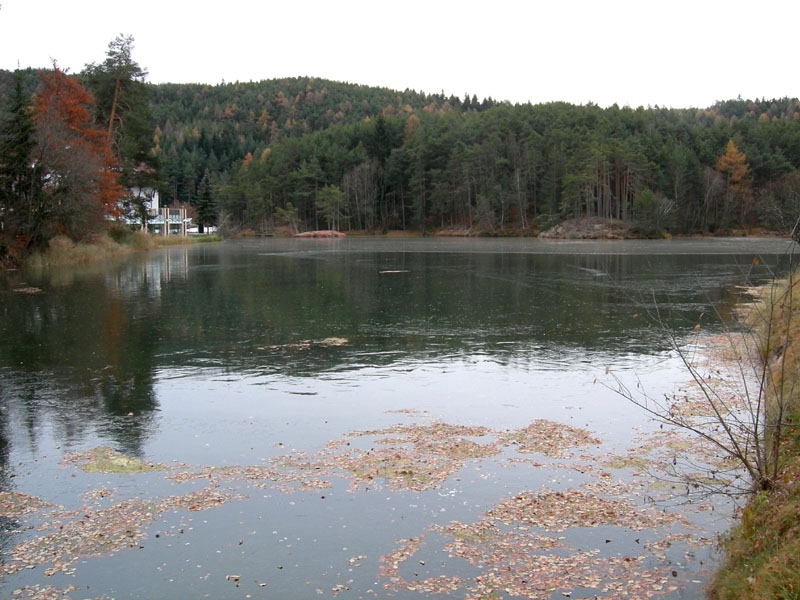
{"left": 379, "top": 481, "right": 692, "bottom": 599}
{"left": 2, "top": 416, "right": 719, "bottom": 596}
{"left": 497, "top": 420, "right": 602, "bottom": 459}
{"left": 486, "top": 486, "right": 683, "bottom": 533}
{"left": 82, "top": 488, "right": 115, "bottom": 503}
{"left": 0, "top": 485, "right": 238, "bottom": 578}
{"left": 378, "top": 536, "right": 424, "bottom": 574}
{"left": 331, "top": 583, "right": 351, "bottom": 595}
{"left": 62, "top": 447, "right": 165, "bottom": 474}
{"left": 280, "top": 422, "right": 499, "bottom": 492}
{"left": 1, "top": 498, "right": 161, "bottom": 577}
{"left": 167, "top": 464, "right": 330, "bottom": 493}
{"left": 9, "top": 585, "right": 100, "bottom": 600}
{"left": 12, "top": 287, "right": 43, "bottom": 295}
{"left": 601, "top": 455, "right": 653, "bottom": 472}
{"left": 0, "top": 492, "right": 53, "bottom": 518}
{"left": 167, "top": 487, "right": 243, "bottom": 511}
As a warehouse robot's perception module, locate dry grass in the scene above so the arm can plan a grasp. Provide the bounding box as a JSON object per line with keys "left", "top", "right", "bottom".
{"left": 27, "top": 235, "right": 129, "bottom": 267}
{"left": 26, "top": 232, "right": 221, "bottom": 267}
{"left": 709, "top": 270, "right": 800, "bottom": 599}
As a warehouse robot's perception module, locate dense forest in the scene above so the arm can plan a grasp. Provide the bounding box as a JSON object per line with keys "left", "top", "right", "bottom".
{"left": 3, "top": 46, "right": 800, "bottom": 249}
{"left": 132, "top": 75, "right": 800, "bottom": 236}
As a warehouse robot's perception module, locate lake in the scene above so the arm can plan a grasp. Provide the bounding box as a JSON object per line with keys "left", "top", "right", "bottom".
{"left": 0, "top": 236, "right": 794, "bottom": 599}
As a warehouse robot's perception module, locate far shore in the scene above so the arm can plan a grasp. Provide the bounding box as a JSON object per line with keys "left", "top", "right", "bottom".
{"left": 231, "top": 218, "right": 789, "bottom": 241}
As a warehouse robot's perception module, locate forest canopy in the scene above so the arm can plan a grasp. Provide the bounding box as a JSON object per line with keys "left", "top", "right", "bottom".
{"left": 2, "top": 58, "right": 800, "bottom": 248}
{"left": 137, "top": 78, "right": 800, "bottom": 236}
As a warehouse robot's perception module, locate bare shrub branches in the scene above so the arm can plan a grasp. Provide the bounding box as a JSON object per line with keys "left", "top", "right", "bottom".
{"left": 605, "top": 253, "right": 800, "bottom": 496}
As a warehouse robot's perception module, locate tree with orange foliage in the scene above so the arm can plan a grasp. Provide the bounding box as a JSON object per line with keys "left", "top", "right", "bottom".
{"left": 716, "top": 139, "right": 752, "bottom": 229}
{"left": 33, "top": 66, "right": 123, "bottom": 241}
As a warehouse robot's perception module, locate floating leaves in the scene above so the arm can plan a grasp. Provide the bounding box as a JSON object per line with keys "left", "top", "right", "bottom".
{"left": 167, "top": 464, "right": 330, "bottom": 493}
{"left": 0, "top": 492, "right": 53, "bottom": 518}
{"left": 379, "top": 536, "right": 424, "bottom": 575}
{"left": 380, "top": 482, "right": 691, "bottom": 599}
{"left": 1, "top": 416, "right": 719, "bottom": 598}
{"left": 167, "top": 487, "right": 242, "bottom": 512}
{"left": 497, "top": 420, "right": 602, "bottom": 459}
{"left": 11, "top": 287, "right": 43, "bottom": 295}
{"left": 62, "top": 447, "right": 164, "bottom": 474}
{"left": 9, "top": 585, "right": 96, "bottom": 600}
{"left": 1, "top": 498, "right": 161, "bottom": 577}
{"left": 487, "top": 487, "right": 682, "bottom": 533}
{"left": 280, "top": 422, "right": 499, "bottom": 491}
{"left": 0, "top": 484, "right": 239, "bottom": 579}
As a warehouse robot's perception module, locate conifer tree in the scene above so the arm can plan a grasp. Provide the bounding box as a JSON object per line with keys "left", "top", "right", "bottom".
{"left": 195, "top": 170, "right": 217, "bottom": 233}
{"left": 716, "top": 139, "right": 752, "bottom": 228}
{"left": 83, "top": 35, "right": 158, "bottom": 190}
{"left": 0, "top": 70, "right": 40, "bottom": 256}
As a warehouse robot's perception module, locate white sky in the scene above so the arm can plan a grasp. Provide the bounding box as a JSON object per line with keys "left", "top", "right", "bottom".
{"left": 1, "top": 0, "right": 797, "bottom": 109}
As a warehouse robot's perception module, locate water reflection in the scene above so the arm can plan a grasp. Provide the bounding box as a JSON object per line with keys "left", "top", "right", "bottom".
{"left": 0, "top": 238, "right": 793, "bottom": 457}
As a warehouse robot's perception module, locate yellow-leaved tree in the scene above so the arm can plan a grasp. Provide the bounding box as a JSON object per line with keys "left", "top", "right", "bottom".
{"left": 716, "top": 139, "right": 752, "bottom": 229}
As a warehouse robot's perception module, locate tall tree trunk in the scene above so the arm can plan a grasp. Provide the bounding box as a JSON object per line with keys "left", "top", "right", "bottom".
{"left": 107, "top": 77, "right": 120, "bottom": 150}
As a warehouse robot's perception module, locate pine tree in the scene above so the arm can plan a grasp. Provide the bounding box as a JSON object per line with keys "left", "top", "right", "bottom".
{"left": 83, "top": 35, "right": 157, "bottom": 189}
{"left": 195, "top": 170, "right": 217, "bottom": 233}
{"left": 0, "top": 70, "right": 41, "bottom": 257}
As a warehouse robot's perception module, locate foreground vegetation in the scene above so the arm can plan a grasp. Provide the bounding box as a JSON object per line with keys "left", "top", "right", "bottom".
{"left": 709, "top": 271, "right": 800, "bottom": 599}
{"left": 24, "top": 230, "right": 221, "bottom": 268}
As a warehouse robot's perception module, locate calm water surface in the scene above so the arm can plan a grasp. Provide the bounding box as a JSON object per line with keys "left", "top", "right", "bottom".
{"left": 0, "top": 237, "right": 794, "bottom": 599}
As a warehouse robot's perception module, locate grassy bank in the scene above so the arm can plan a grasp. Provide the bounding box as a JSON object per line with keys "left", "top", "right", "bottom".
{"left": 709, "top": 273, "right": 800, "bottom": 599}
{"left": 24, "top": 230, "right": 222, "bottom": 268}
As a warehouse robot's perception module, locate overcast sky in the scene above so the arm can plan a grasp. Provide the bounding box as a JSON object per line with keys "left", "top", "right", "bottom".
{"left": 1, "top": 0, "right": 797, "bottom": 109}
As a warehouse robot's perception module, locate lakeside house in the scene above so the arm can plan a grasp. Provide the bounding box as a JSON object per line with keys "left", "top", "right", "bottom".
{"left": 123, "top": 187, "right": 192, "bottom": 236}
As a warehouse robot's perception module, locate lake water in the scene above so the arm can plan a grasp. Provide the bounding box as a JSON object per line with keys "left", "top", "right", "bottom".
{"left": 0, "top": 236, "right": 794, "bottom": 599}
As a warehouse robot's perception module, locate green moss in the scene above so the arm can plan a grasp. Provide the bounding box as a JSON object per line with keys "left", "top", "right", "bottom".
{"left": 602, "top": 456, "right": 651, "bottom": 470}
{"left": 78, "top": 447, "right": 164, "bottom": 474}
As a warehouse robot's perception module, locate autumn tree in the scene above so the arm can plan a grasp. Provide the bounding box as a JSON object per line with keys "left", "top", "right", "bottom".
{"left": 33, "top": 67, "right": 123, "bottom": 241}
{"left": 716, "top": 139, "right": 752, "bottom": 229}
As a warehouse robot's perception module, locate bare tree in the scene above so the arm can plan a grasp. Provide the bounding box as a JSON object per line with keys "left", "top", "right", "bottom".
{"left": 604, "top": 254, "right": 799, "bottom": 498}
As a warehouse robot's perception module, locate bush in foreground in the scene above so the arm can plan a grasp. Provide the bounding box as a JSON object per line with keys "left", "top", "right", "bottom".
{"left": 708, "top": 271, "right": 800, "bottom": 599}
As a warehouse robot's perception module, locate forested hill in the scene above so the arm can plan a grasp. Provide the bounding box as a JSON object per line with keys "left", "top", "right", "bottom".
{"left": 2, "top": 68, "right": 800, "bottom": 236}
{"left": 214, "top": 89, "right": 800, "bottom": 236}
{"left": 147, "top": 78, "right": 800, "bottom": 235}
{"left": 146, "top": 77, "right": 496, "bottom": 206}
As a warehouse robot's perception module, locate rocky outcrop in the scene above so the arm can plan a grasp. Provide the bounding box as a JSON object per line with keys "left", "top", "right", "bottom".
{"left": 539, "top": 218, "right": 640, "bottom": 239}
{"left": 293, "top": 230, "right": 346, "bottom": 238}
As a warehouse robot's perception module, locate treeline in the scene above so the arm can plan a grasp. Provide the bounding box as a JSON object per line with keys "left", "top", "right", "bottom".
{"left": 4, "top": 60, "right": 800, "bottom": 240}
{"left": 147, "top": 77, "right": 497, "bottom": 208}
{"left": 221, "top": 97, "right": 800, "bottom": 234}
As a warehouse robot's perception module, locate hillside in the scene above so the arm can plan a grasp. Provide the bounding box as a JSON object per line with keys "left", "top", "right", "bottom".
{"left": 2, "top": 69, "right": 800, "bottom": 237}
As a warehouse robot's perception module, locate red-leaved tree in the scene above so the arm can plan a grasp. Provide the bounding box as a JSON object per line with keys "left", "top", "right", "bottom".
{"left": 32, "top": 66, "right": 122, "bottom": 240}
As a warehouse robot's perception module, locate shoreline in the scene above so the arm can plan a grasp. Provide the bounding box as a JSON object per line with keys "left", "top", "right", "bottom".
{"left": 3, "top": 232, "right": 222, "bottom": 271}
{"left": 230, "top": 218, "right": 789, "bottom": 241}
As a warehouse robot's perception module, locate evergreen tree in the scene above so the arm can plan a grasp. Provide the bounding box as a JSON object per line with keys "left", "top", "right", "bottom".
{"left": 83, "top": 35, "right": 158, "bottom": 189}
{"left": 0, "top": 70, "right": 40, "bottom": 257}
{"left": 195, "top": 170, "right": 217, "bottom": 233}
